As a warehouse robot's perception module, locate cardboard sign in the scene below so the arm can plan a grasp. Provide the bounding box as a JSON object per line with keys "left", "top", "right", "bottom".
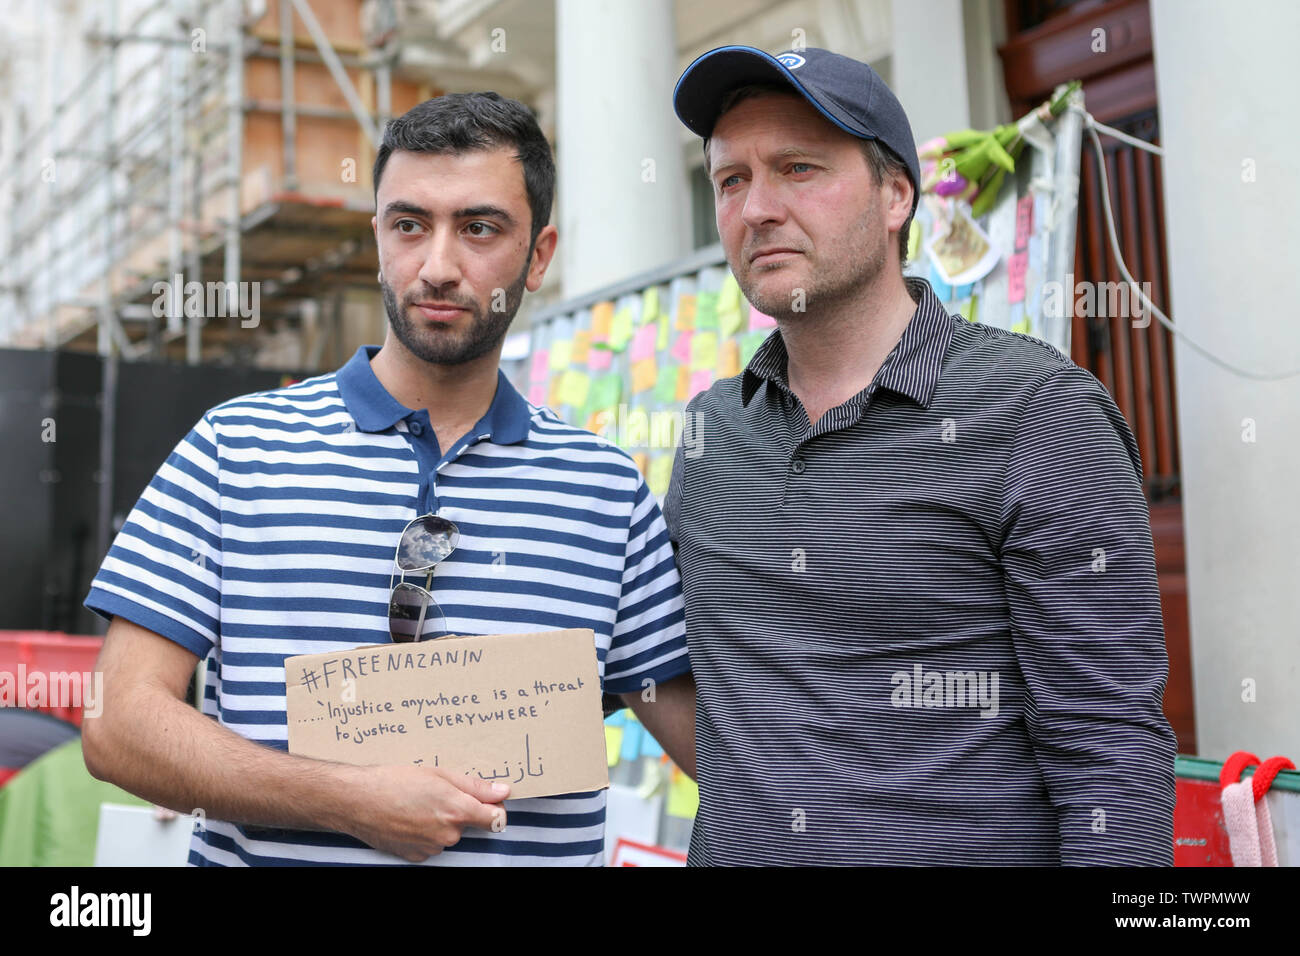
{"left": 285, "top": 629, "right": 609, "bottom": 800}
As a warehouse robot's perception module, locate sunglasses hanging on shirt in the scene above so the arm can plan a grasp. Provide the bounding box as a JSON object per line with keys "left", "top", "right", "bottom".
{"left": 387, "top": 513, "right": 459, "bottom": 642}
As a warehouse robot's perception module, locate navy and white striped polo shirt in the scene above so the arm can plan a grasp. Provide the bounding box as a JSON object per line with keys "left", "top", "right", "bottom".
{"left": 85, "top": 345, "right": 689, "bottom": 866}
{"left": 665, "top": 277, "right": 1176, "bottom": 866}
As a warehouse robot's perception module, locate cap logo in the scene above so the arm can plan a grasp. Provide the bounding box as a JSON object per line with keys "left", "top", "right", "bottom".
{"left": 776, "top": 52, "right": 806, "bottom": 70}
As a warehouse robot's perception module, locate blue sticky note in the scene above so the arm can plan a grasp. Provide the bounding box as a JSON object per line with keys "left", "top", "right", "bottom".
{"left": 1028, "top": 282, "right": 1043, "bottom": 326}
{"left": 1027, "top": 234, "right": 1045, "bottom": 276}
{"left": 640, "top": 733, "right": 664, "bottom": 760}
{"left": 619, "top": 720, "right": 644, "bottom": 762}
{"left": 928, "top": 263, "right": 952, "bottom": 301}
{"left": 604, "top": 709, "right": 626, "bottom": 728}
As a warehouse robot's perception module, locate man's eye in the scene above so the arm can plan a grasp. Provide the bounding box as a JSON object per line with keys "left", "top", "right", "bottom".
{"left": 719, "top": 175, "right": 742, "bottom": 189}
{"left": 789, "top": 163, "right": 814, "bottom": 174}
{"left": 396, "top": 219, "right": 422, "bottom": 234}
{"left": 465, "top": 221, "right": 498, "bottom": 237}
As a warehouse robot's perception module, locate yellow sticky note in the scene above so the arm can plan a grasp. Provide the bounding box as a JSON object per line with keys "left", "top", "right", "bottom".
{"left": 559, "top": 370, "right": 590, "bottom": 408}
{"left": 548, "top": 340, "right": 572, "bottom": 371}
{"left": 718, "top": 273, "right": 742, "bottom": 313}
{"left": 719, "top": 304, "right": 744, "bottom": 338}
{"left": 605, "top": 726, "right": 623, "bottom": 768}
{"left": 571, "top": 329, "right": 591, "bottom": 365}
{"left": 632, "top": 451, "right": 649, "bottom": 476}
{"left": 717, "top": 339, "right": 740, "bottom": 378}
{"left": 666, "top": 770, "right": 700, "bottom": 819}
{"left": 610, "top": 307, "right": 634, "bottom": 351}
{"left": 648, "top": 455, "right": 673, "bottom": 497}
{"left": 641, "top": 286, "right": 660, "bottom": 323}
{"left": 690, "top": 332, "right": 718, "bottom": 371}
{"left": 548, "top": 374, "right": 564, "bottom": 409}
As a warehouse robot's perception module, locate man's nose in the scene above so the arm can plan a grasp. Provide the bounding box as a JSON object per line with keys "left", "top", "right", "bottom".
{"left": 739, "top": 171, "right": 787, "bottom": 230}
{"left": 417, "top": 226, "right": 463, "bottom": 290}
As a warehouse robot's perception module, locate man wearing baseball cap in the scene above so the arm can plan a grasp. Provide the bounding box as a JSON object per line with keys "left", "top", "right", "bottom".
{"left": 665, "top": 46, "right": 1175, "bottom": 865}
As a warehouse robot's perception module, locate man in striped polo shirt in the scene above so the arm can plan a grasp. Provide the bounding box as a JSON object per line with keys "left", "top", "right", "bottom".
{"left": 81, "top": 93, "right": 695, "bottom": 866}
{"left": 668, "top": 47, "right": 1176, "bottom": 865}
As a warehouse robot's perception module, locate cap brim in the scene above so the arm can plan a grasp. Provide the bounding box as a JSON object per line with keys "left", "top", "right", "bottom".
{"left": 673, "top": 46, "right": 864, "bottom": 140}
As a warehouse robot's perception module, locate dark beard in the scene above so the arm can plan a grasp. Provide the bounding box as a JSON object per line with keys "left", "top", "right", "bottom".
{"left": 381, "top": 256, "right": 530, "bottom": 366}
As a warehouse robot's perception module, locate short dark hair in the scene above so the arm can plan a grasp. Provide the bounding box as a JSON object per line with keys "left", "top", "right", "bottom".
{"left": 704, "top": 83, "right": 914, "bottom": 268}
{"left": 373, "top": 92, "right": 555, "bottom": 246}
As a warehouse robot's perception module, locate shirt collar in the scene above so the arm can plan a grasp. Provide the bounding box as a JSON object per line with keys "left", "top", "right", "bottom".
{"left": 741, "top": 276, "right": 955, "bottom": 410}
{"left": 336, "top": 345, "right": 532, "bottom": 444}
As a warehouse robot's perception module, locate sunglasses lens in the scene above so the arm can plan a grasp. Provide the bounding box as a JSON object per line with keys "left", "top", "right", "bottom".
{"left": 396, "top": 515, "right": 459, "bottom": 572}
{"left": 388, "top": 582, "right": 447, "bottom": 642}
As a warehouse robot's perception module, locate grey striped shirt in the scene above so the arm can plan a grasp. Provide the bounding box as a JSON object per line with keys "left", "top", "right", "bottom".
{"left": 664, "top": 276, "right": 1176, "bottom": 866}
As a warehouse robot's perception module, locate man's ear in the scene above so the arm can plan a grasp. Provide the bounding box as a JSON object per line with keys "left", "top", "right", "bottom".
{"left": 526, "top": 224, "right": 559, "bottom": 293}
{"left": 885, "top": 170, "right": 913, "bottom": 234}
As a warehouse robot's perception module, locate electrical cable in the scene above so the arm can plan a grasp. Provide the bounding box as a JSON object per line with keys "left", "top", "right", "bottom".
{"left": 1072, "top": 104, "right": 1300, "bottom": 382}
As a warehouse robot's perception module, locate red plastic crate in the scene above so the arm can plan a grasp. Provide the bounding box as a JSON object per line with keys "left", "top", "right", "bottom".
{"left": 0, "top": 631, "right": 104, "bottom": 727}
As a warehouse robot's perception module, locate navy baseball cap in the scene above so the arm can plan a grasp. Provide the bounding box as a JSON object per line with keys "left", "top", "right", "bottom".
{"left": 673, "top": 46, "right": 920, "bottom": 211}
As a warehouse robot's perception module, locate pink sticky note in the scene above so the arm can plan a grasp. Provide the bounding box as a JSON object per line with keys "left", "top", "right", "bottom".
{"left": 588, "top": 346, "right": 612, "bottom": 372}
{"left": 530, "top": 349, "right": 550, "bottom": 380}
{"left": 1014, "top": 194, "right": 1034, "bottom": 251}
{"left": 670, "top": 332, "right": 693, "bottom": 365}
{"left": 630, "top": 323, "right": 657, "bottom": 362}
{"left": 527, "top": 383, "right": 547, "bottom": 406}
{"left": 1007, "top": 251, "right": 1028, "bottom": 305}
{"left": 689, "top": 369, "right": 712, "bottom": 397}
{"left": 748, "top": 305, "right": 777, "bottom": 331}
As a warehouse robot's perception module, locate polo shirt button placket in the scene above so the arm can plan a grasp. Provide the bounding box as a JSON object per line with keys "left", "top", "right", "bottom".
{"left": 409, "top": 420, "right": 424, "bottom": 437}
{"left": 790, "top": 457, "right": 807, "bottom": 475}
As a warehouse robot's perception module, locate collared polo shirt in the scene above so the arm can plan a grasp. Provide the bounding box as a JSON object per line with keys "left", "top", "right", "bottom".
{"left": 664, "top": 277, "right": 1176, "bottom": 866}
{"left": 86, "top": 345, "right": 689, "bottom": 866}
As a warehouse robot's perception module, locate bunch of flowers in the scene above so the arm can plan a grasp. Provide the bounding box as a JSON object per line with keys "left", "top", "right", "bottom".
{"left": 918, "top": 81, "right": 1080, "bottom": 218}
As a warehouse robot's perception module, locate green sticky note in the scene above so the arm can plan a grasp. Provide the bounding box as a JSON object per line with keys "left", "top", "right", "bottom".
{"left": 657, "top": 314, "right": 670, "bottom": 352}
{"left": 666, "top": 772, "right": 700, "bottom": 819}
{"left": 609, "top": 307, "right": 634, "bottom": 352}
{"left": 695, "top": 292, "right": 719, "bottom": 330}
{"left": 653, "top": 366, "right": 678, "bottom": 404}
{"left": 640, "top": 287, "right": 660, "bottom": 324}
{"left": 590, "top": 372, "right": 622, "bottom": 411}
{"left": 740, "top": 330, "right": 769, "bottom": 367}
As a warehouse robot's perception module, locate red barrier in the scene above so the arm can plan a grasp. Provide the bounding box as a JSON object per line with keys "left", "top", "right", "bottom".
{"left": 0, "top": 631, "right": 104, "bottom": 727}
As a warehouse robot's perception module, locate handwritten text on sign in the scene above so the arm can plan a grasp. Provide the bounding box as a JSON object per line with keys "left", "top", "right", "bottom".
{"left": 285, "top": 629, "right": 609, "bottom": 799}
